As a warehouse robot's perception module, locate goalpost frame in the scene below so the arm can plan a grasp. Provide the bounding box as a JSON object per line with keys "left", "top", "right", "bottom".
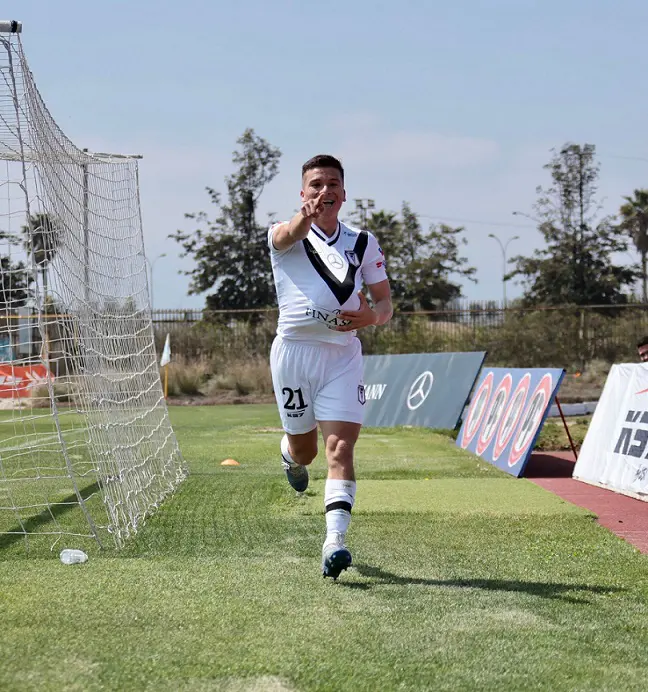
{"left": 0, "top": 21, "right": 21, "bottom": 34}
{"left": 0, "top": 19, "right": 186, "bottom": 552}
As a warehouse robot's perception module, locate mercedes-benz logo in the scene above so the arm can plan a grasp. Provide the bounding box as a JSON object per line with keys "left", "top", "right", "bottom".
{"left": 407, "top": 371, "right": 434, "bottom": 410}
{"left": 328, "top": 253, "right": 344, "bottom": 269}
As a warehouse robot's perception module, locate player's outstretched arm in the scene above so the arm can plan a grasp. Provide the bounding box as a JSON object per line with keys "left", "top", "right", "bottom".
{"left": 272, "top": 191, "right": 326, "bottom": 251}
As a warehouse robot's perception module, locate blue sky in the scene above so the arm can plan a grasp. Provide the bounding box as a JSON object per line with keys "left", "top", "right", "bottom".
{"left": 7, "top": 0, "right": 648, "bottom": 308}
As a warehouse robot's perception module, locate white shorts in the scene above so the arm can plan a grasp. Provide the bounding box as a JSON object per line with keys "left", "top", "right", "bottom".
{"left": 270, "top": 336, "right": 366, "bottom": 435}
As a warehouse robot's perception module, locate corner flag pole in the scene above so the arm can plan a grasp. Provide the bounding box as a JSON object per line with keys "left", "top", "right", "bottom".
{"left": 160, "top": 333, "right": 171, "bottom": 399}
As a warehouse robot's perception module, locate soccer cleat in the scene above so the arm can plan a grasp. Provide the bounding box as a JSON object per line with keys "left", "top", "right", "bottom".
{"left": 281, "top": 454, "right": 309, "bottom": 492}
{"left": 322, "top": 533, "right": 352, "bottom": 580}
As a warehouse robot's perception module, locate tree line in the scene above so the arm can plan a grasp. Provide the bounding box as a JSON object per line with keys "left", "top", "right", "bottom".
{"left": 172, "top": 130, "right": 648, "bottom": 314}
{"left": 0, "top": 213, "right": 58, "bottom": 311}
{"left": 2, "top": 131, "right": 645, "bottom": 317}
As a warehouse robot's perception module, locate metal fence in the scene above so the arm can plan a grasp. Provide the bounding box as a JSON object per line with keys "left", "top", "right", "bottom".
{"left": 151, "top": 302, "right": 648, "bottom": 369}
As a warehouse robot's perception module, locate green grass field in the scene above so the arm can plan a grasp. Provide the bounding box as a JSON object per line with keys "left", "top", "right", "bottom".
{"left": 2, "top": 405, "right": 648, "bottom": 691}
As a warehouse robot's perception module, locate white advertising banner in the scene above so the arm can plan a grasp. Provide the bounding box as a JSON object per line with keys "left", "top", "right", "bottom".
{"left": 573, "top": 364, "right": 648, "bottom": 501}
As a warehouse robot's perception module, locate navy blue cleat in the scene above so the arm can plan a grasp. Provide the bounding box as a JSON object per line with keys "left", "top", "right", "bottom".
{"left": 281, "top": 454, "right": 309, "bottom": 493}
{"left": 322, "top": 534, "right": 352, "bottom": 580}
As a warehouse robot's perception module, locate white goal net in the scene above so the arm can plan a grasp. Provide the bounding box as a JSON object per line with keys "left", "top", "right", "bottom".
{"left": 0, "top": 22, "right": 186, "bottom": 552}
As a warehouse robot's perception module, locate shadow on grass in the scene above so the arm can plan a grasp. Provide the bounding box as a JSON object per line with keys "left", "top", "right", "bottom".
{"left": 342, "top": 564, "right": 623, "bottom": 603}
{"left": 0, "top": 482, "right": 100, "bottom": 552}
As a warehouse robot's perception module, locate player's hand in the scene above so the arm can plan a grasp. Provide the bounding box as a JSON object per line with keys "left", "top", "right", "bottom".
{"left": 336, "top": 291, "right": 378, "bottom": 332}
{"left": 300, "top": 191, "right": 326, "bottom": 220}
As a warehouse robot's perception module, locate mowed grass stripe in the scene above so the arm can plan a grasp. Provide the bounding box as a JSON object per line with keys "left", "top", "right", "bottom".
{"left": 294, "top": 478, "right": 590, "bottom": 516}
{"left": 1, "top": 404, "right": 648, "bottom": 692}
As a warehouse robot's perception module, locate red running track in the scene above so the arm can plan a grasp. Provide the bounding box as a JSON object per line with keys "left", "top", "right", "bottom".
{"left": 526, "top": 451, "right": 648, "bottom": 553}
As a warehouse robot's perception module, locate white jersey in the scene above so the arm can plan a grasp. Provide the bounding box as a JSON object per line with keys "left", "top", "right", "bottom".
{"left": 268, "top": 221, "right": 388, "bottom": 345}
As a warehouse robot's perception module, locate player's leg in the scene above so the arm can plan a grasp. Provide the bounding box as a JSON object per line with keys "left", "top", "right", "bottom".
{"left": 281, "top": 429, "right": 317, "bottom": 492}
{"left": 270, "top": 337, "right": 318, "bottom": 491}
{"left": 318, "top": 420, "right": 360, "bottom": 578}
{"left": 282, "top": 429, "right": 318, "bottom": 467}
{"left": 315, "top": 340, "right": 365, "bottom": 578}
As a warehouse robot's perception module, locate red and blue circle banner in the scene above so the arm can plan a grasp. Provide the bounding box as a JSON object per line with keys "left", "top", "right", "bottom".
{"left": 457, "top": 368, "right": 565, "bottom": 477}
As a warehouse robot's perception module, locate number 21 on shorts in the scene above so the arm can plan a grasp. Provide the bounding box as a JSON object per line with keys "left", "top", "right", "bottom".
{"left": 282, "top": 387, "right": 308, "bottom": 419}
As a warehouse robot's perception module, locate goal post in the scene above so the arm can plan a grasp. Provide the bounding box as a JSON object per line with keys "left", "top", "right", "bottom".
{"left": 0, "top": 22, "right": 187, "bottom": 552}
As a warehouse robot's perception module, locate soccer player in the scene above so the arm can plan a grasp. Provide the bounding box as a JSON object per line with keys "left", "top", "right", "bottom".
{"left": 268, "top": 154, "right": 393, "bottom": 579}
{"left": 638, "top": 336, "right": 648, "bottom": 363}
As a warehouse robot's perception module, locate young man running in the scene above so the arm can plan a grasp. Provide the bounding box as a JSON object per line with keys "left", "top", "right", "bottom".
{"left": 268, "top": 154, "right": 393, "bottom": 579}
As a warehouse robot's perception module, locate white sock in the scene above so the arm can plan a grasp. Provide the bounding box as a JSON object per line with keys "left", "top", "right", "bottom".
{"left": 281, "top": 434, "right": 299, "bottom": 467}
{"left": 325, "top": 478, "right": 356, "bottom": 544}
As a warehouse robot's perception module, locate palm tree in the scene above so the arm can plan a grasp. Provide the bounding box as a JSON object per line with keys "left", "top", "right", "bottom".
{"left": 21, "top": 213, "right": 61, "bottom": 358}
{"left": 619, "top": 189, "right": 648, "bottom": 303}
{"left": 366, "top": 210, "right": 402, "bottom": 262}
{"left": 21, "top": 212, "right": 60, "bottom": 300}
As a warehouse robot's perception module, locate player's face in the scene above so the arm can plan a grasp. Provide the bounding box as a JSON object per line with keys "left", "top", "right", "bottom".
{"left": 301, "top": 168, "right": 346, "bottom": 219}
{"left": 639, "top": 344, "right": 648, "bottom": 363}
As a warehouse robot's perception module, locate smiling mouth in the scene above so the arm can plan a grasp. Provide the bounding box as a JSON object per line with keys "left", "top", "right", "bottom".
{"left": 323, "top": 200, "right": 335, "bottom": 207}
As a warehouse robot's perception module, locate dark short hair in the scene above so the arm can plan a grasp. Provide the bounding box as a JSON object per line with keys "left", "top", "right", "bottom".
{"left": 638, "top": 336, "right": 648, "bottom": 350}
{"left": 301, "top": 154, "right": 344, "bottom": 182}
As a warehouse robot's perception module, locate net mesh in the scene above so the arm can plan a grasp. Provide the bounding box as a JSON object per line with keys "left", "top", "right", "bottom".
{"left": 0, "top": 31, "right": 186, "bottom": 551}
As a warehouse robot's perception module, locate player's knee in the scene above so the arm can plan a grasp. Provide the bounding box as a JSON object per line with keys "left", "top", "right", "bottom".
{"left": 325, "top": 435, "right": 355, "bottom": 471}
{"left": 289, "top": 440, "right": 317, "bottom": 466}
{"left": 294, "top": 451, "right": 316, "bottom": 466}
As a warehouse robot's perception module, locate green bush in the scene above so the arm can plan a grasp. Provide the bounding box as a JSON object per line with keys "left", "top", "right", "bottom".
{"left": 205, "top": 356, "right": 274, "bottom": 397}
{"left": 152, "top": 305, "right": 648, "bottom": 393}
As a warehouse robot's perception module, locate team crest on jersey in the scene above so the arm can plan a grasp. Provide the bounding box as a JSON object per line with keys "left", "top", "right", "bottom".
{"left": 358, "top": 385, "right": 366, "bottom": 405}
{"left": 345, "top": 250, "right": 360, "bottom": 267}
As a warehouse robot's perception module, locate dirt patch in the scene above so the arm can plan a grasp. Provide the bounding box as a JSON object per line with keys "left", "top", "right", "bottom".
{"left": 168, "top": 392, "right": 275, "bottom": 406}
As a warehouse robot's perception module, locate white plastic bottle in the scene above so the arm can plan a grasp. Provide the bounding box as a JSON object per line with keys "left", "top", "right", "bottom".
{"left": 59, "top": 549, "right": 88, "bottom": 565}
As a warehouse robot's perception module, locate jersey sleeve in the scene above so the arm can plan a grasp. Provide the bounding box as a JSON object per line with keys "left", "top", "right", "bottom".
{"left": 267, "top": 222, "right": 288, "bottom": 254}
{"left": 360, "top": 231, "right": 388, "bottom": 285}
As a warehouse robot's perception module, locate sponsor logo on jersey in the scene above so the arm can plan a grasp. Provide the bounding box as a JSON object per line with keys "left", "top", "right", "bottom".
{"left": 305, "top": 305, "right": 352, "bottom": 330}
{"left": 327, "top": 253, "right": 344, "bottom": 269}
{"left": 303, "top": 231, "right": 369, "bottom": 304}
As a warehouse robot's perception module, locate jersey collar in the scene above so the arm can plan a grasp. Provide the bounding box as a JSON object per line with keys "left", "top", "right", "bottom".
{"left": 310, "top": 221, "right": 340, "bottom": 245}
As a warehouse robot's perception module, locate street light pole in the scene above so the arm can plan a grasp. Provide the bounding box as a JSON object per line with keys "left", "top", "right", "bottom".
{"left": 354, "top": 198, "right": 375, "bottom": 228}
{"left": 488, "top": 234, "right": 519, "bottom": 307}
{"left": 145, "top": 253, "right": 166, "bottom": 313}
